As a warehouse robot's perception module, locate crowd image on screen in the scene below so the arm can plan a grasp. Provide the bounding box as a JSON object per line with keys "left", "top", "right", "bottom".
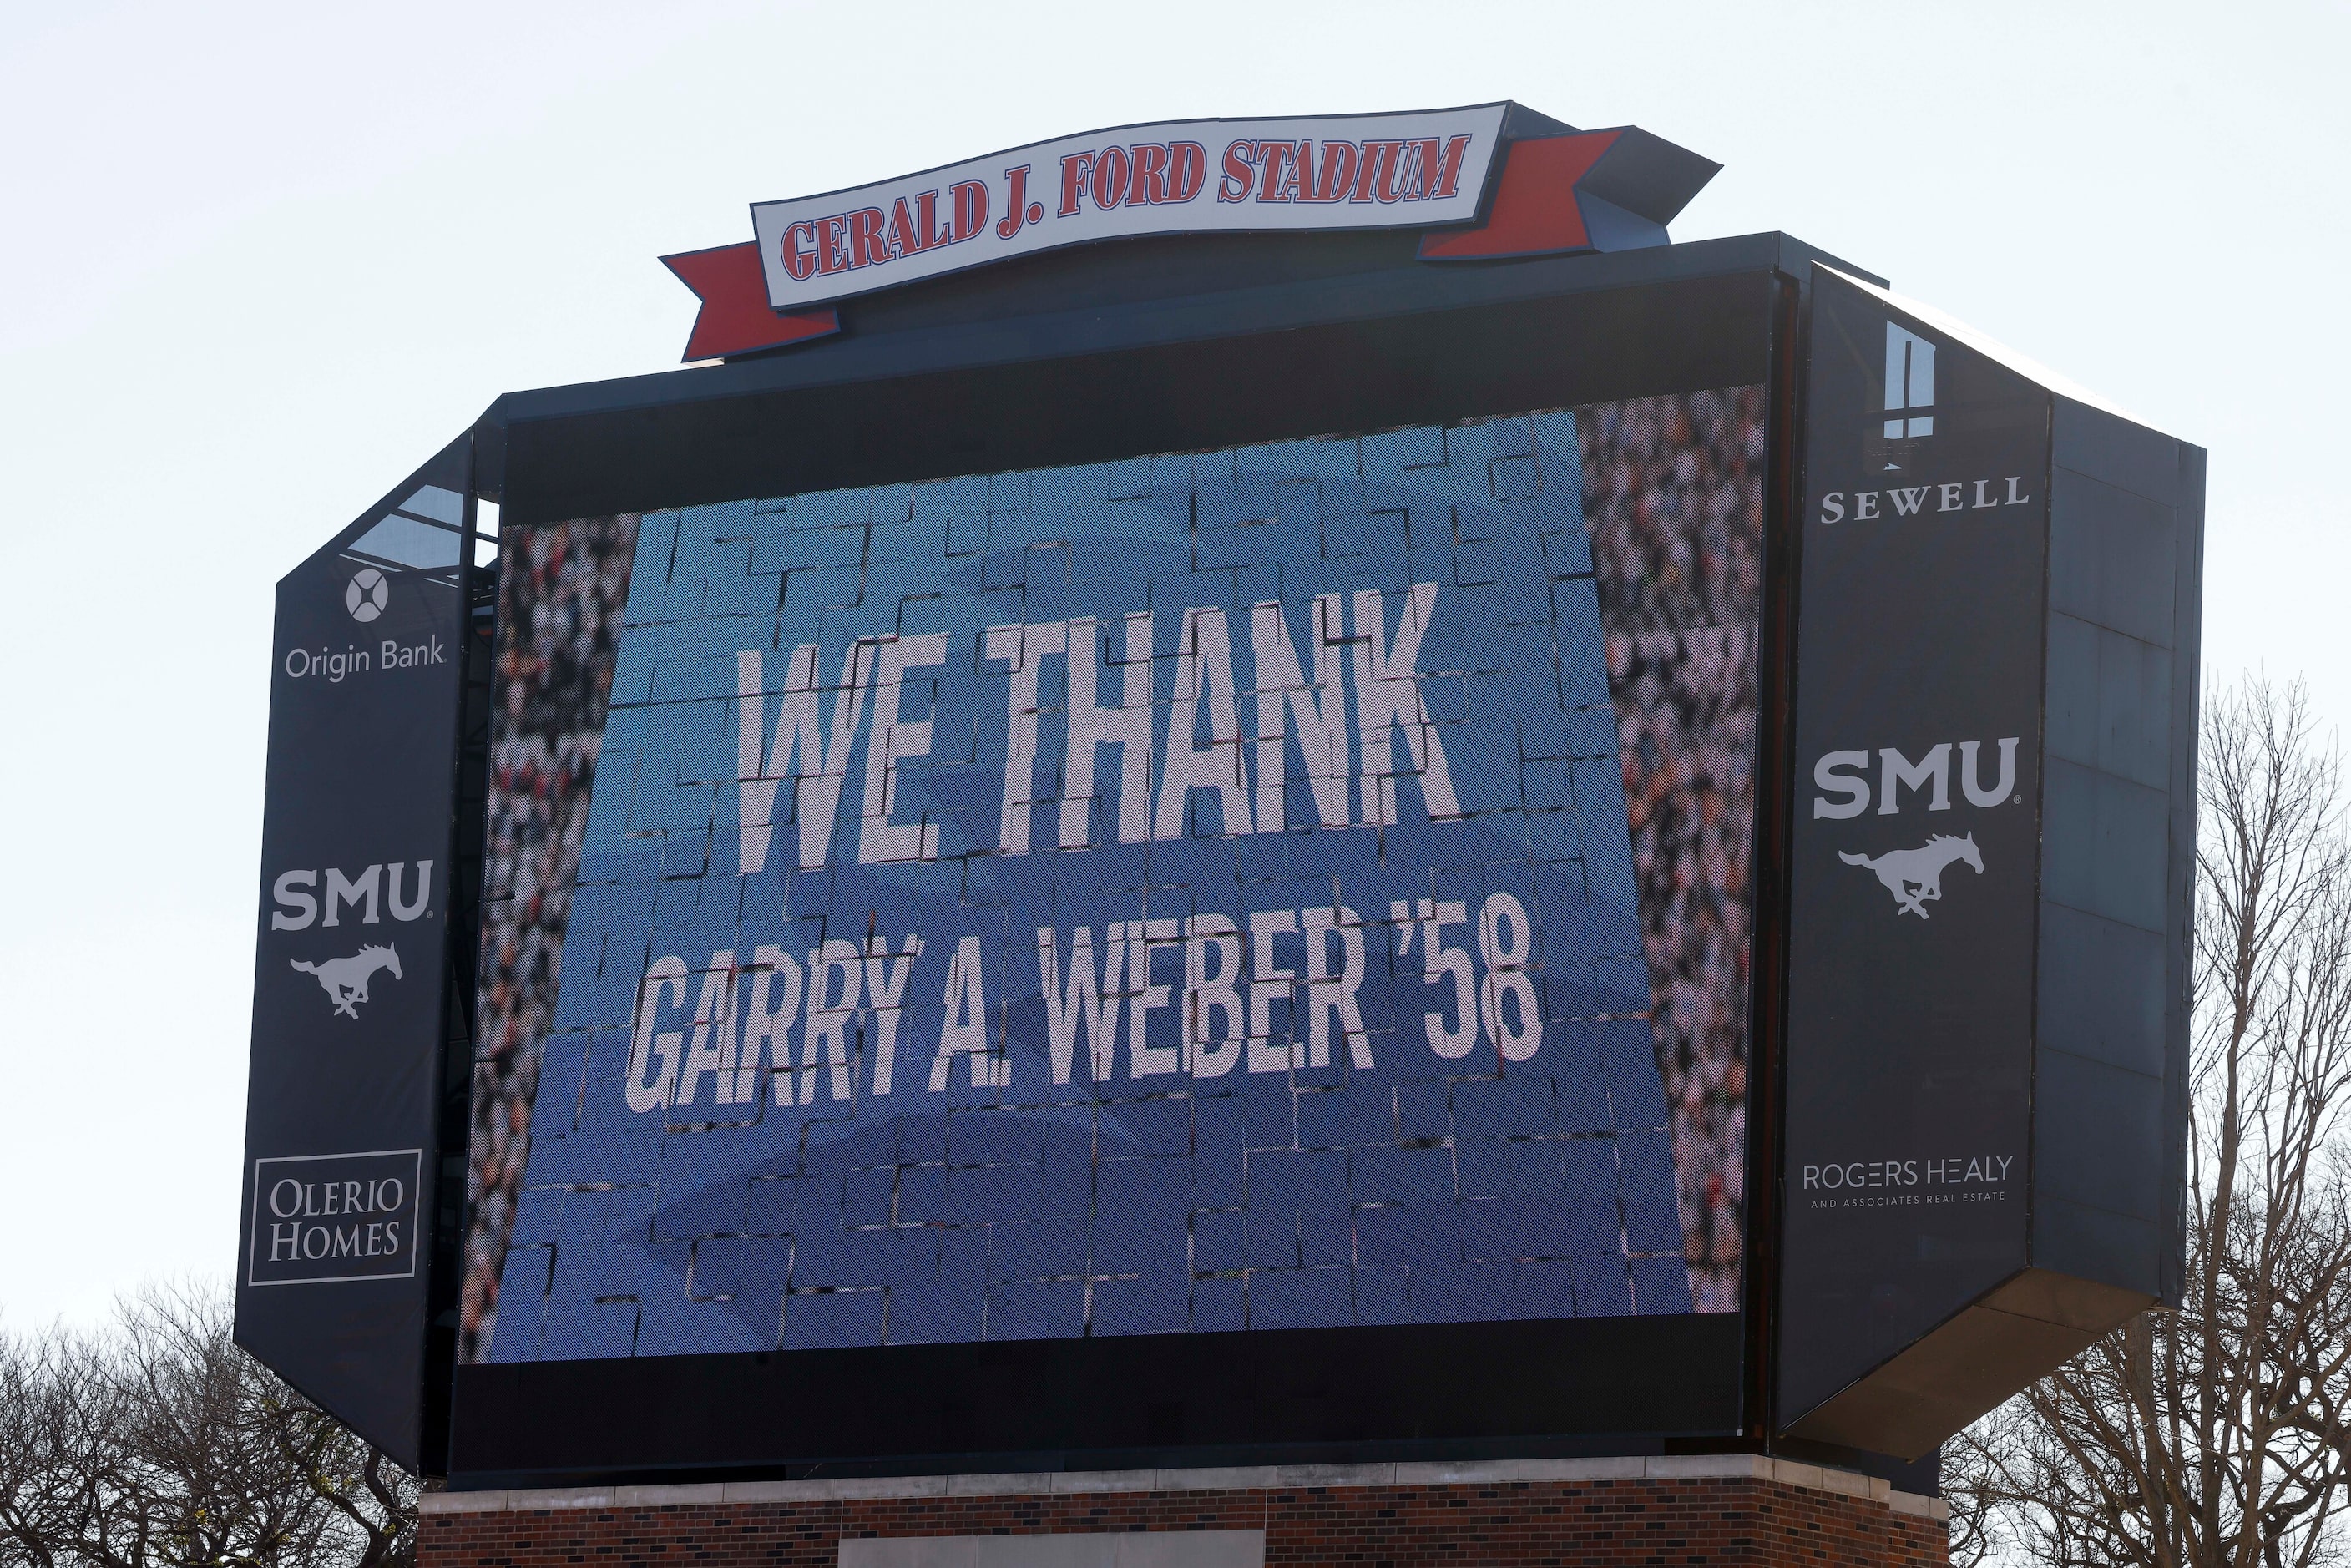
{"left": 458, "top": 516, "right": 638, "bottom": 1363}
{"left": 1578, "top": 389, "right": 1764, "bottom": 1313}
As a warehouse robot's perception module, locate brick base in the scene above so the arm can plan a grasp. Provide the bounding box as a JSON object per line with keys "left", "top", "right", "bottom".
{"left": 419, "top": 1457, "right": 1947, "bottom": 1568}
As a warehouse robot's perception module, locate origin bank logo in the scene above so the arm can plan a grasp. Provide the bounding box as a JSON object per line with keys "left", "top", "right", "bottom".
{"left": 346, "top": 569, "right": 389, "bottom": 623}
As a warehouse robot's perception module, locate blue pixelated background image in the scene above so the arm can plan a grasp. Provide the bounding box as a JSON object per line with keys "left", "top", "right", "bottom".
{"left": 487, "top": 410, "right": 1691, "bottom": 1362}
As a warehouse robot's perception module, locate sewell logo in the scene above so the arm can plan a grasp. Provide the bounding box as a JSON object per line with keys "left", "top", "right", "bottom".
{"left": 247, "top": 1149, "right": 421, "bottom": 1286}
{"left": 1883, "top": 321, "right": 1935, "bottom": 440}
{"left": 1817, "top": 475, "right": 2033, "bottom": 525}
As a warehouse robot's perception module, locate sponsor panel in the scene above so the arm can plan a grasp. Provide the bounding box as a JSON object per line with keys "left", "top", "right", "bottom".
{"left": 234, "top": 438, "right": 472, "bottom": 1471}
{"left": 1777, "top": 270, "right": 2054, "bottom": 1426}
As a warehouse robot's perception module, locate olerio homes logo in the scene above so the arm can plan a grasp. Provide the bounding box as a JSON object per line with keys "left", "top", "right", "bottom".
{"left": 248, "top": 1149, "right": 421, "bottom": 1286}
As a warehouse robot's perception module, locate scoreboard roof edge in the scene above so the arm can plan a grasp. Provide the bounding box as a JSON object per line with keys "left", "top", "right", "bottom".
{"left": 478, "top": 230, "right": 1881, "bottom": 463}
{"left": 655, "top": 104, "right": 1730, "bottom": 363}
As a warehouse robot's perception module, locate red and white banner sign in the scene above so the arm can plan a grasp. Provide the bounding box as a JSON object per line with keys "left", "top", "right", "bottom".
{"left": 749, "top": 105, "right": 1508, "bottom": 312}
{"left": 662, "top": 109, "right": 1725, "bottom": 362}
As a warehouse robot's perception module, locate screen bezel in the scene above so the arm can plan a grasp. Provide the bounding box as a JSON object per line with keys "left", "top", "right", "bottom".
{"left": 452, "top": 265, "right": 1781, "bottom": 1486}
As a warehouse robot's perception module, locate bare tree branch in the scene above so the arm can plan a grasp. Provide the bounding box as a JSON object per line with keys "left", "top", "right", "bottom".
{"left": 1950, "top": 677, "right": 2351, "bottom": 1568}
{"left": 0, "top": 1285, "right": 417, "bottom": 1568}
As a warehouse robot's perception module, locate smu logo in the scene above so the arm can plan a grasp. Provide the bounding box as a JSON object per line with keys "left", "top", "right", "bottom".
{"left": 289, "top": 943, "right": 403, "bottom": 1019}
{"left": 1840, "top": 834, "right": 1984, "bottom": 920}
{"left": 1813, "top": 740, "right": 2018, "bottom": 921}
{"left": 1812, "top": 740, "right": 2019, "bottom": 818}
{"left": 269, "top": 861, "right": 437, "bottom": 928}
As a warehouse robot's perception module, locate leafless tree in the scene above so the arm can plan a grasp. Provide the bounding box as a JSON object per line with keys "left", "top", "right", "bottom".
{"left": 0, "top": 1285, "right": 416, "bottom": 1568}
{"left": 1949, "top": 677, "right": 2351, "bottom": 1568}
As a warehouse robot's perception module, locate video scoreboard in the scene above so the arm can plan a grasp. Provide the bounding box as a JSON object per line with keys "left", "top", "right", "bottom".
{"left": 234, "top": 103, "right": 2203, "bottom": 1485}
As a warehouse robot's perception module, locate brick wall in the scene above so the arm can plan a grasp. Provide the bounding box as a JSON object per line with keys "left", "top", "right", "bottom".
{"left": 420, "top": 1457, "right": 1946, "bottom": 1568}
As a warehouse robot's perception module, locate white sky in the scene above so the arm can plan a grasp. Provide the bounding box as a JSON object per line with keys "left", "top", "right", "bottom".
{"left": 0, "top": 0, "right": 2342, "bottom": 1328}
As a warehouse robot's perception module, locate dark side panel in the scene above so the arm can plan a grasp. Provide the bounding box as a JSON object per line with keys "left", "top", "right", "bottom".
{"left": 1776, "top": 270, "right": 2202, "bottom": 1458}
{"left": 2032, "top": 398, "right": 2202, "bottom": 1306}
{"left": 1777, "top": 271, "right": 2052, "bottom": 1432}
{"left": 235, "top": 439, "right": 474, "bottom": 1471}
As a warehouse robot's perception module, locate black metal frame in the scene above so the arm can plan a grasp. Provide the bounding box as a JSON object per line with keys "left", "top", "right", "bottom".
{"left": 434, "top": 228, "right": 1931, "bottom": 1490}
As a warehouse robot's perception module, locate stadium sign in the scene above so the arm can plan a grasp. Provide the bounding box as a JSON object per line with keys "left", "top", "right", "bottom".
{"left": 660, "top": 105, "right": 1718, "bottom": 360}
{"left": 749, "top": 105, "right": 1505, "bottom": 309}
{"left": 236, "top": 103, "right": 2202, "bottom": 1488}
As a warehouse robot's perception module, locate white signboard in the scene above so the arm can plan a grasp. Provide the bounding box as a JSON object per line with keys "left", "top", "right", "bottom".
{"left": 749, "top": 104, "right": 1509, "bottom": 311}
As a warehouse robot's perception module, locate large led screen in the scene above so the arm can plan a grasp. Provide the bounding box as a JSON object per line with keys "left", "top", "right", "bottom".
{"left": 460, "top": 391, "right": 1762, "bottom": 1363}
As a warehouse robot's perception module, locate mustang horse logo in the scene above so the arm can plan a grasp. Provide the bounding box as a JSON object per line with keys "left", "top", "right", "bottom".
{"left": 1840, "top": 832, "right": 1984, "bottom": 919}
{"left": 291, "top": 943, "right": 402, "bottom": 1018}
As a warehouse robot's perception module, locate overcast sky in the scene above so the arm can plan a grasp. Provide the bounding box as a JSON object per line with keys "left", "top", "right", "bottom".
{"left": 0, "top": 0, "right": 2341, "bottom": 1328}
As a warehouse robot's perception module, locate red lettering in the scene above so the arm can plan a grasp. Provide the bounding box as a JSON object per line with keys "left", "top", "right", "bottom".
{"left": 1399, "top": 139, "right": 1441, "bottom": 200}
{"left": 949, "top": 180, "right": 988, "bottom": 243}
{"left": 1167, "top": 142, "right": 1206, "bottom": 203}
{"left": 997, "top": 164, "right": 1035, "bottom": 239}
{"left": 1130, "top": 142, "right": 1170, "bottom": 205}
{"left": 783, "top": 221, "right": 818, "bottom": 281}
{"left": 1308, "top": 141, "right": 1357, "bottom": 202}
{"left": 1218, "top": 140, "right": 1256, "bottom": 201}
{"left": 1091, "top": 145, "right": 1129, "bottom": 210}
{"left": 888, "top": 198, "right": 924, "bottom": 256}
{"left": 1375, "top": 141, "right": 1414, "bottom": 203}
{"left": 816, "top": 214, "right": 851, "bottom": 274}
{"left": 847, "top": 207, "right": 887, "bottom": 267}
{"left": 917, "top": 189, "right": 953, "bottom": 249}
{"left": 1059, "top": 151, "right": 1094, "bottom": 216}
{"left": 1355, "top": 141, "right": 1400, "bottom": 203}
{"left": 1428, "top": 134, "right": 1472, "bottom": 199}
{"left": 1257, "top": 139, "right": 1303, "bottom": 201}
